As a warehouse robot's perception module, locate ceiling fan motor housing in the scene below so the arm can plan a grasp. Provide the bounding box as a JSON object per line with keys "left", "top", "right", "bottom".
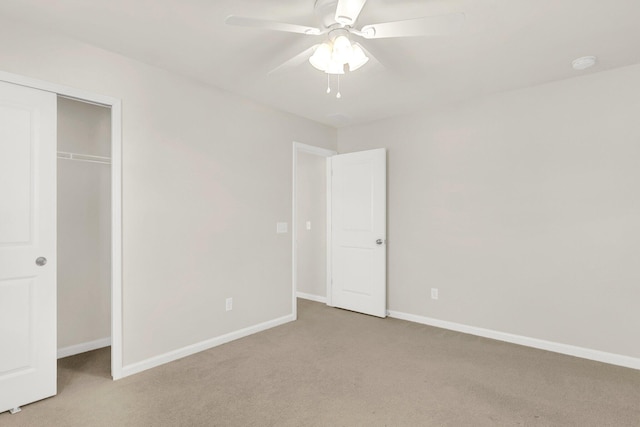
{"left": 329, "top": 28, "right": 350, "bottom": 41}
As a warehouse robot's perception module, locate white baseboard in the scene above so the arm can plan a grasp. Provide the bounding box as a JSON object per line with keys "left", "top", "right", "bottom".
{"left": 58, "top": 337, "right": 111, "bottom": 359}
{"left": 120, "top": 313, "right": 295, "bottom": 379}
{"left": 387, "top": 310, "right": 640, "bottom": 371}
{"left": 296, "top": 292, "right": 327, "bottom": 304}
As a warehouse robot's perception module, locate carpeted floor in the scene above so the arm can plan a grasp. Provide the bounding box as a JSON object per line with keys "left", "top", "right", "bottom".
{"left": 2, "top": 299, "right": 639, "bottom": 426}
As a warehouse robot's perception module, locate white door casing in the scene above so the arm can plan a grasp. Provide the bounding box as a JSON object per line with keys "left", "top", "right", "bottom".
{"left": 330, "top": 148, "right": 386, "bottom": 318}
{"left": 0, "top": 81, "right": 57, "bottom": 412}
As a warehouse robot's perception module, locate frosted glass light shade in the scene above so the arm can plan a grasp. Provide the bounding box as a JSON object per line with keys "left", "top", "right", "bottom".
{"left": 309, "top": 43, "right": 332, "bottom": 71}
{"left": 325, "top": 59, "right": 345, "bottom": 75}
{"left": 348, "top": 44, "right": 369, "bottom": 71}
{"left": 332, "top": 35, "right": 353, "bottom": 64}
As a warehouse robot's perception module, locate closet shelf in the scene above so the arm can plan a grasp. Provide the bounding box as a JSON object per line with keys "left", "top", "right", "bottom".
{"left": 57, "top": 151, "right": 111, "bottom": 165}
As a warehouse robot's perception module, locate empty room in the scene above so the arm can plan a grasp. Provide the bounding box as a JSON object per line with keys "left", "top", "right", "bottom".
{"left": 0, "top": 0, "right": 639, "bottom": 425}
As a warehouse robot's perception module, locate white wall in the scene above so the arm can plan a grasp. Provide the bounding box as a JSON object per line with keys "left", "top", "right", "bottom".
{"left": 295, "top": 151, "right": 327, "bottom": 299}
{"left": 57, "top": 97, "right": 111, "bottom": 351}
{"left": 0, "top": 18, "right": 336, "bottom": 368}
{"left": 338, "top": 64, "right": 640, "bottom": 360}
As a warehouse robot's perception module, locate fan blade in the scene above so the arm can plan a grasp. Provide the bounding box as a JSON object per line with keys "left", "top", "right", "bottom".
{"left": 225, "top": 15, "right": 323, "bottom": 35}
{"left": 359, "top": 12, "right": 464, "bottom": 39}
{"left": 268, "top": 45, "right": 318, "bottom": 74}
{"left": 335, "top": 0, "right": 368, "bottom": 26}
{"left": 356, "top": 40, "right": 424, "bottom": 76}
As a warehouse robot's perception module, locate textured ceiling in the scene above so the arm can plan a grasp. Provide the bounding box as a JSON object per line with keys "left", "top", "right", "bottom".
{"left": 1, "top": 0, "right": 639, "bottom": 127}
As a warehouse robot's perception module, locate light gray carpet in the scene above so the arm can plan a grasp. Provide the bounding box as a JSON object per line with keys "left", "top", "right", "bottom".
{"left": 2, "top": 299, "right": 639, "bottom": 426}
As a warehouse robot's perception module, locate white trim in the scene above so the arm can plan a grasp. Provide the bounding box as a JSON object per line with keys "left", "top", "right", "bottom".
{"left": 121, "top": 314, "right": 295, "bottom": 378}
{"left": 292, "top": 142, "right": 336, "bottom": 319}
{"left": 295, "top": 142, "right": 336, "bottom": 157}
{"left": 292, "top": 144, "right": 297, "bottom": 320}
{"left": 0, "top": 71, "right": 119, "bottom": 106}
{"left": 110, "top": 100, "right": 123, "bottom": 380}
{"left": 0, "top": 70, "right": 124, "bottom": 381}
{"left": 57, "top": 338, "right": 111, "bottom": 359}
{"left": 296, "top": 292, "right": 328, "bottom": 304}
{"left": 387, "top": 310, "right": 640, "bottom": 371}
{"left": 325, "top": 157, "right": 333, "bottom": 307}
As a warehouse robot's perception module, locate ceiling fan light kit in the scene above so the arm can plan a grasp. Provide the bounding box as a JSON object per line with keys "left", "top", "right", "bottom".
{"left": 309, "top": 29, "right": 368, "bottom": 74}
{"left": 307, "top": 27, "right": 371, "bottom": 98}
{"left": 226, "top": 0, "right": 465, "bottom": 98}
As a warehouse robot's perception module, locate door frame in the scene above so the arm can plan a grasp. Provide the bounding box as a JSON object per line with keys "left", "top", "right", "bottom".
{"left": 291, "top": 142, "right": 336, "bottom": 319}
{"left": 0, "top": 70, "right": 124, "bottom": 380}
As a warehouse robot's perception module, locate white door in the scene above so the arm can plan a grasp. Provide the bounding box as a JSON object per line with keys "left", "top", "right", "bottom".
{"left": 330, "top": 148, "right": 386, "bottom": 318}
{"left": 0, "top": 80, "right": 57, "bottom": 413}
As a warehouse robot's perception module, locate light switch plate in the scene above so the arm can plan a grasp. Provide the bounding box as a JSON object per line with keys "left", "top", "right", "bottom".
{"left": 276, "top": 222, "right": 288, "bottom": 234}
{"left": 306, "top": 221, "right": 311, "bottom": 230}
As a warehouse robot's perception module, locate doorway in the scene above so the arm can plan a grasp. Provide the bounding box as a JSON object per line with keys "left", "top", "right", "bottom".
{"left": 292, "top": 142, "right": 388, "bottom": 319}
{"left": 292, "top": 142, "right": 336, "bottom": 318}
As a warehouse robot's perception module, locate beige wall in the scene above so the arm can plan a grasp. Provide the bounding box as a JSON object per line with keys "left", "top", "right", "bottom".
{"left": 57, "top": 97, "right": 111, "bottom": 349}
{"left": 338, "top": 64, "right": 640, "bottom": 359}
{"left": 295, "top": 151, "right": 327, "bottom": 298}
{"left": 0, "top": 18, "right": 336, "bottom": 366}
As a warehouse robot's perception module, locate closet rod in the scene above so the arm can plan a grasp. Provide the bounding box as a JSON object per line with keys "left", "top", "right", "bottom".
{"left": 57, "top": 151, "right": 111, "bottom": 165}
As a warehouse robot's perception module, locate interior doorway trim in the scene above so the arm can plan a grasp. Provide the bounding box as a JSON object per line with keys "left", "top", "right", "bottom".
{"left": 291, "top": 142, "right": 336, "bottom": 319}
{"left": 0, "top": 70, "right": 124, "bottom": 380}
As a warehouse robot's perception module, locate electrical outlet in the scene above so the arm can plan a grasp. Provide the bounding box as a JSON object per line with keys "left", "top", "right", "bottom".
{"left": 431, "top": 288, "right": 439, "bottom": 300}
{"left": 225, "top": 297, "right": 233, "bottom": 311}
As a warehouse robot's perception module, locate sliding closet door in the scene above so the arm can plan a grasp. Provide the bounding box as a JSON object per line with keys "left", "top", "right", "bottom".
{"left": 0, "top": 80, "right": 57, "bottom": 413}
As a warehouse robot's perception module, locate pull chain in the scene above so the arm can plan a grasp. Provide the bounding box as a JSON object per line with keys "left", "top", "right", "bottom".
{"left": 324, "top": 74, "right": 342, "bottom": 98}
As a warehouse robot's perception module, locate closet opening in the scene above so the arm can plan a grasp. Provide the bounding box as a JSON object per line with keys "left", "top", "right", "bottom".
{"left": 56, "top": 96, "right": 112, "bottom": 377}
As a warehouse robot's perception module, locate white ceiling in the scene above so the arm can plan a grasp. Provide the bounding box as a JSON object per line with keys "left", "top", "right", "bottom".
{"left": 1, "top": 0, "right": 639, "bottom": 127}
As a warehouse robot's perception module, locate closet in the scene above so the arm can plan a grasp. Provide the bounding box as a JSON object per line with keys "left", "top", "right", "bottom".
{"left": 57, "top": 97, "right": 111, "bottom": 358}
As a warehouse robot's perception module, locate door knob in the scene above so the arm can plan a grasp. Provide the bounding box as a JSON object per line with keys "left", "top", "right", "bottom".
{"left": 376, "top": 239, "right": 385, "bottom": 246}
{"left": 35, "top": 257, "right": 47, "bottom": 266}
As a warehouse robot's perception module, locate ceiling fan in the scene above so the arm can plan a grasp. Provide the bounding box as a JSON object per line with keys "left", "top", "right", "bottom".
{"left": 226, "top": 0, "right": 464, "bottom": 97}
